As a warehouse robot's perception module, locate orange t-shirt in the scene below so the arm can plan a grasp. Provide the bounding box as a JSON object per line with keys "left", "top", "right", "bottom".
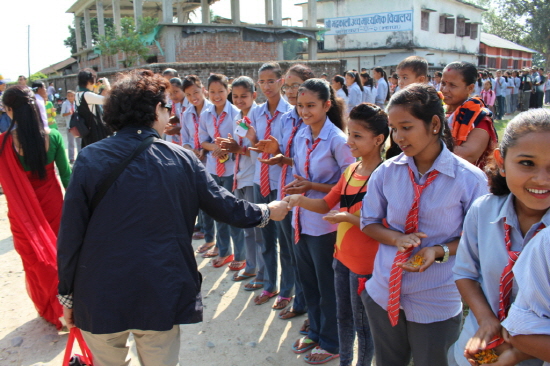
{"left": 323, "top": 162, "right": 379, "bottom": 275}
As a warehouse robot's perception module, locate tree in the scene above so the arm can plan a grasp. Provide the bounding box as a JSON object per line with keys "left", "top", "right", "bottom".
{"left": 64, "top": 18, "right": 114, "bottom": 54}
{"left": 95, "top": 17, "right": 158, "bottom": 68}
{"left": 29, "top": 72, "right": 48, "bottom": 83}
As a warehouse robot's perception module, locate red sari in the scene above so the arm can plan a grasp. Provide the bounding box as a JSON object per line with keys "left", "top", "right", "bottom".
{"left": 0, "top": 133, "right": 63, "bottom": 329}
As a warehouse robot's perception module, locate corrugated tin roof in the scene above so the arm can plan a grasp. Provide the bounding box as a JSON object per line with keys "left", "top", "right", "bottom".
{"left": 39, "top": 57, "right": 78, "bottom": 75}
{"left": 480, "top": 32, "right": 537, "bottom": 54}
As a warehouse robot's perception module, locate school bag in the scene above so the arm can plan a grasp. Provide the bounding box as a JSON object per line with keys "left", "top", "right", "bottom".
{"left": 69, "top": 93, "right": 89, "bottom": 138}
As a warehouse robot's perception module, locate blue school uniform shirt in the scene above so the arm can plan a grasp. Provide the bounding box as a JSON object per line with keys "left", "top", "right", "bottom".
{"left": 502, "top": 227, "right": 550, "bottom": 366}
{"left": 275, "top": 106, "right": 306, "bottom": 200}
{"left": 292, "top": 118, "right": 355, "bottom": 236}
{"left": 362, "top": 85, "right": 376, "bottom": 104}
{"left": 495, "top": 76, "right": 507, "bottom": 97}
{"left": 199, "top": 100, "right": 240, "bottom": 177}
{"left": 347, "top": 82, "right": 362, "bottom": 113}
{"left": 361, "top": 146, "right": 488, "bottom": 324}
{"left": 181, "top": 99, "right": 213, "bottom": 150}
{"left": 451, "top": 193, "right": 549, "bottom": 366}
{"left": 375, "top": 78, "right": 388, "bottom": 105}
{"left": 233, "top": 103, "right": 258, "bottom": 189}
{"left": 249, "top": 97, "right": 291, "bottom": 190}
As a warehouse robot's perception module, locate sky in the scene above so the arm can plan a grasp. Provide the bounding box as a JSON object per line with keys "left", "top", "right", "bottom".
{"left": 0, "top": 0, "right": 303, "bottom": 82}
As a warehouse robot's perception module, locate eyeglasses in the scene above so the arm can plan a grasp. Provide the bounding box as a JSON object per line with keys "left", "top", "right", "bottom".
{"left": 281, "top": 83, "right": 301, "bottom": 92}
{"left": 163, "top": 104, "right": 171, "bottom": 113}
{"left": 258, "top": 79, "right": 281, "bottom": 86}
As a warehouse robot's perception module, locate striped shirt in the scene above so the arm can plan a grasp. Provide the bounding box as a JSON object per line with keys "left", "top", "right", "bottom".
{"left": 451, "top": 193, "right": 550, "bottom": 366}
{"left": 361, "top": 145, "right": 488, "bottom": 323}
{"left": 502, "top": 227, "right": 550, "bottom": 366}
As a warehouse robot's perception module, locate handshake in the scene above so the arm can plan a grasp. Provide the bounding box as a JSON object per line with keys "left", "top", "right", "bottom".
{"left": 265, "top": 194, "right": 302, "bottom": 222}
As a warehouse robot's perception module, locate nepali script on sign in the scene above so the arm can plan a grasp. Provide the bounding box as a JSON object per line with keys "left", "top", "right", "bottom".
{"left": 324, "top": 10, "right": 413, "bottom": 36}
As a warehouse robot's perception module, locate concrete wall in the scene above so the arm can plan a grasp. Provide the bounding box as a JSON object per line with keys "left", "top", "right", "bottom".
{"left": 44, "top": 59, "right": 347, "bottom": 102}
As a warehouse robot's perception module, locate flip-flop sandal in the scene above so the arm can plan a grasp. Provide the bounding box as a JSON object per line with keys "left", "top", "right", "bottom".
{"left": 272, "top": 296, "right": 292, "bottom": 310}
{"left": 201, "top": 246, "right": 219, "bottom": 258}
{"left": 228, "top": 260, "right": 246, "bottom": 271}
{"left": 196, "top": 242, "right": 215, "bottom": 254}
{"left": 304, "top": 347, "right": 339, "bottom": 364}
{"left": 300, "top": 319, "right": 310, "bottom": 335}
{"left": 232, "top": 269, "right": 256, "bottom": 282}
{"left": 212, "top": 254, "right": 234, "bottom": 268}
{"left": 278, "top": 308, "right": 306, "bottom": 320}
{"left": 254, "top": 290, "right": 279, "bottom": 305}
{"left": 292, "top": 337, "right": 318, "bottom": 354}
{"left": 244, "top": 280, "right": 264, "bottom": 291}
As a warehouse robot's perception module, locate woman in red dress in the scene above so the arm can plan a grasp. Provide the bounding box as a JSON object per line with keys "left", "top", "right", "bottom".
{"left": 0, "top": 86, "right": 71, "bottom": 329}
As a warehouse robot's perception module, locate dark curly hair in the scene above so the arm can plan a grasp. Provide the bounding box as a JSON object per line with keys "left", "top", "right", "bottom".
{"left": 103, "top": 69, "right": 170, "bottom": 131}
{"left": 387, "top": 83, "right": 454, "bottom": 152}
{"left": 485, "top": 108, "right": 550, "bottom": 195}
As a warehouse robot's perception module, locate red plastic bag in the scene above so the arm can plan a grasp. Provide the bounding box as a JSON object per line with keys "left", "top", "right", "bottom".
{"left": 63, "top": 328, "right": 94, "bottom": 366}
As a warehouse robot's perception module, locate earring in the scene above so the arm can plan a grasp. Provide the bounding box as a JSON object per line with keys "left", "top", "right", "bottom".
{"left": 433, "top": 130, "right": 437, "bottom": 133}
{"left": 501, "top": 169, "right": 505, "bottom": 173}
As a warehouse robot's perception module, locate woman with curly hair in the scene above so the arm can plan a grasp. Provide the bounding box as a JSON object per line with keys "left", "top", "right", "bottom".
{"left": 0, "top": 85, "right": 71, "bottom": 329}
{"left": 57, "top": 69, "right": 289, "bottom": 365}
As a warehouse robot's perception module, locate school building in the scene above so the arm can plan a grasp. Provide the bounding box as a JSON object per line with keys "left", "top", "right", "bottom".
{"left": 67, "top": 0, "right": 319, "bottom": 72}
{"left": 296, "top": 0, "right": 485, "bottom": 72}
{"left": 478, "top": 32, "right": 536, "bottom": 70}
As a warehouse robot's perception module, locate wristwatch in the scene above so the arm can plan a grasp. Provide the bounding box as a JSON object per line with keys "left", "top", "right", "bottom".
{"left": 434, "top": 244, "right": 450, "bottom": 263}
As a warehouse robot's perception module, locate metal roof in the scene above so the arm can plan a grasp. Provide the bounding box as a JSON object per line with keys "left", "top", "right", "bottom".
{"left": 480, "top": 32, "right": 537, "bottom": 54}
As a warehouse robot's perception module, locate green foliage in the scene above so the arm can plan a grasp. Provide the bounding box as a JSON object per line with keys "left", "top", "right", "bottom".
{"left": 96, "top": 17, "right": 158, "bottom": 68}
{"left": 64, "top": 17, "right": 114, "bottom": 54}
{"left": 283, "top": 39, "right": 304, "bottom": 60}
{"left": 29, "top": 72, "right": 48, "bottom": 83}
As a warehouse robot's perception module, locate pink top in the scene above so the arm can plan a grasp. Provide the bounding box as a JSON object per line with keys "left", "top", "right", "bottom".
{"left": 481, "top": 89, "right": 495, "bottom": 107}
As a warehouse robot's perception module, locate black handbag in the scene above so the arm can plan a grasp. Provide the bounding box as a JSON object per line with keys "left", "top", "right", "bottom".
{"left": 69, "top": 92, "right": 90, "bottom": 138}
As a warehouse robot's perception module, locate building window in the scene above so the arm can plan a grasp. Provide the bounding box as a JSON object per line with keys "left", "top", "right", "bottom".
{"left": 464, "top": 23, "right": 471, "bottom": 37}
{"left": 457, "top": 18, "right": 466, "bottom": 36}
{"left": 478, "top": 56, "right": 487, "bottom": 67}
{"left": 488, "top": 58, "right": 497, "bottom": 69}
{"left": 470, "top": 24, "right": 478, "bottom": 40}
{"left": 421, "top": 11, "right": 430, "bottom": 31}
{"left": 501, "top": 58, "right": 509, "bottom": 69}
{"left": 439, "top": 15, "right": 455, "bottom": 34}
{"left": 513, "top": 60, "right": 519, "bottom": 69}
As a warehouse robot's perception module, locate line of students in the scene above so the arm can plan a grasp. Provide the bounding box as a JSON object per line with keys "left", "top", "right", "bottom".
{"left": 161, "top": 59, "right": 550, "bottom": 366}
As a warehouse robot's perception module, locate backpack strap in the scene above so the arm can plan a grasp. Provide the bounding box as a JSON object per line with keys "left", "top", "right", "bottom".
{"left": 90, "top": 136, "right": 157, "bottom": 213}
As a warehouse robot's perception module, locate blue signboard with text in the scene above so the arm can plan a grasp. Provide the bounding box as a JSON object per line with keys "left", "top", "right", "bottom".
{"left": 324, "top": 10, "right": 414, "bottom": 35}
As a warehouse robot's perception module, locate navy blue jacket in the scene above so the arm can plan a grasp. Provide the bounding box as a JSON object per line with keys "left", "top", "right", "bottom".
{"left": 57, "top": 126, "right": 263, "bottom": 334}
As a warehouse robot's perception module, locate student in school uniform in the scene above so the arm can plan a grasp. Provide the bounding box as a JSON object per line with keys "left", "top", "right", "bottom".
{"left": 345, "top": 70, "right": 364, "bottom": 114}
{"left": 60, "top": 90, "right": 81, "bottom": 164}
{"left": 501, "top": 228, "right": 550, "bottom": 365}
{"left": 286, "top": 103, "right": 389, "bottom": 366}
{"left": 331, "top": 75, "right": 348, "bottom": 105}
{"left": 373, "top": 67, "right": 390, "bottom": 108}
{"left": 360, "top": 84, "right": 488, "bottom": 366}
{"left": 251, "top": 64, "right": 316, "bottom": 323}
{"left": 481, "top": 80, "right": 496, "bottom": 115}
{"left": 246, "top": 62, "right": 293, "bottom": 308}
{"left": 450, "top": 108, "right": 550, "bottom": 366}
{"left": 360, "top": 72, "right": 376, "bottom": 105}
{"left": 505, "top": 71, "right": 514, "bottom": 114}
{"left": 199, "top": 73, "right": 243, "bottom": 268}
{"left": 284, "top": 78, "right": 355, "bottom": 364}
{"left": 165, "top": 77, "right": 191, "bottom": 146}
{"left": 180, "top": 75, "right": 216, "bottom": 256}
{"left": 511, "top": 70, "right": 521, "bottom": 112}
{"left": 216, "top": 76, "right": 266, "bottom": 285}
{"left": 494, "top": 70, "right": 507, "bottom": 121}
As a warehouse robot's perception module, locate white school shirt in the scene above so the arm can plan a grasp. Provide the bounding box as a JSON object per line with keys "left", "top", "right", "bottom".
{"left": 181, "top": 99, "right": 212, "bottom": 150}
{"left": 375, "top": 78, "right": 388, "bottom": 105}
{"left": 362, "top": 85, "right": 376, "bottom": 104}
{"left": 292, "top": 118, "right": 355, "bottom": 236}
{"left": 335, "top": 88, "right": 348, "bottom": 105}
{"left": 513, "top": 76, "right": 521, "bottom": 94}
{"left": 60, "top": 99, "right": 75, "bottom": 126}
{"left": 233, "top": 103, "right": 258, "bottom": 190}
{"left": 249, "top": 97, "right": 291, "bottom": 190}
{"left": 451, "top": 193, "right": 550, "bottom": 366}
{"left": 198, "top": 100, "right": 240, "bottom": 177}
{"left": 495, "top": 77, "right": 507, "bottom": 97}
{"left": 502, "top": 227, "right": 550, "bottom": 366}
{"left": 167, "top": 98, "right": 192, "bottom": 144}
{"left": 473, "top": 82, "right": 483, "bottom": 97}
{"left": 275, "top": 106, "right": 306, "bottom": 201}
{"left": 347, "top": 82, "right": 362, "bottom": 113}
{"left": 361, "top": 146, "right": 488, "bottom": 324}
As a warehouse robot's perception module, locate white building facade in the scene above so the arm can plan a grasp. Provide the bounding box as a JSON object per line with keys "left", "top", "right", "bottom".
{"left": 298, "top": 0, "right": 484, "bottom": 71}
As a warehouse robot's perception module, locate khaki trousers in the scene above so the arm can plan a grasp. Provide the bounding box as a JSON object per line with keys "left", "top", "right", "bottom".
{"left": 81, "top": 325, "right": 180, "bottom": 366}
